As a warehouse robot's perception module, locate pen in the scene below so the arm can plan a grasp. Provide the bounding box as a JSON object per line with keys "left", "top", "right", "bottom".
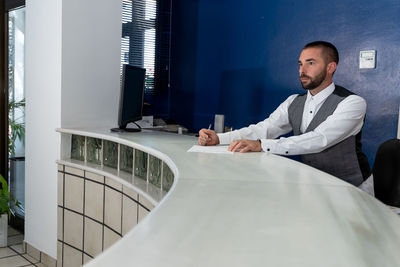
{"left": 196, "top": 124, "right": 212, "bottom": 138}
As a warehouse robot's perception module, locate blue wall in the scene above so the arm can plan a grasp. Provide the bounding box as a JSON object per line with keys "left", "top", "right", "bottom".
{"left": 170, "top": 0, "right": 400, "bottom": 166}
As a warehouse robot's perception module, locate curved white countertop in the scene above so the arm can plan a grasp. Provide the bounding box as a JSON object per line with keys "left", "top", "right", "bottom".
{"left": 58, "top": 127, "right": 400, "bottom": 267}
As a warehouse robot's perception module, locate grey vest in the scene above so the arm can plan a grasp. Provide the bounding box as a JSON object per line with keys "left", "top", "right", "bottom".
{"left": 288, "top": 86, "right": 370, "bottom": 186}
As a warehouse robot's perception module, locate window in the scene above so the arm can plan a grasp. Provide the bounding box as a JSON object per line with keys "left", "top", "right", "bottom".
{"left": 121, "top": 0, "right": 171, "bottom": 117}
{"left": 7, "top": 4, "right": 26, "bottom": 226}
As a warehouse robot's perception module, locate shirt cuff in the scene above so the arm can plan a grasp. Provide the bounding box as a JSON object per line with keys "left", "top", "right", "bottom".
{"left": 260, "top": 139, "right": 290, "bottom": 155}
{"left": 217, "top": 133, "right": 231, "bottom": 145}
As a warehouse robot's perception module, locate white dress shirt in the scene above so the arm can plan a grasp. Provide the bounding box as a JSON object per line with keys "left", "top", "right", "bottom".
{"left": 217, "top": 83, "right": 367, "bottom": 155}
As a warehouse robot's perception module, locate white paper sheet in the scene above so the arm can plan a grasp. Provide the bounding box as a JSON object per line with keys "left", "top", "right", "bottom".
{"left": 187, "top": 145, "right": 233, "bottom": 154}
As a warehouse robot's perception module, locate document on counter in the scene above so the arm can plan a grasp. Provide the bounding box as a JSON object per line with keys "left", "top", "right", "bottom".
{"left": 187, "top": 145, "right": 234, "bottom": 154}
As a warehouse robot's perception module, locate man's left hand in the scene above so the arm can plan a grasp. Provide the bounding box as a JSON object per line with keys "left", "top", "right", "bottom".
{"left": 228, "top": 139, "right": 262, "bottom": 153}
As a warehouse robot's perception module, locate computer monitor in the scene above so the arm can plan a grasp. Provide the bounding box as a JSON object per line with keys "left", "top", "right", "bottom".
{"left": 111, "top": 64, "right": 146, "bottom": 132}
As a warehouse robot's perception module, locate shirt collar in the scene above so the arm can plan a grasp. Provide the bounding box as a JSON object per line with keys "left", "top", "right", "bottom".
{"left": 306, "top": 82, "right": 335, "bottom": 104}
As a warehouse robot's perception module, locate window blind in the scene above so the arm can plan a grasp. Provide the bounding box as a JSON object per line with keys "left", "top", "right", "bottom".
{"left": 121, "top": 0, "right": 158, "bottom": 94}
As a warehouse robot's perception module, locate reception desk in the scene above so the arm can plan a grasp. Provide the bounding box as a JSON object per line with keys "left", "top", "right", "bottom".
{"left": 57, "top": 127, "right": 400, "bottom": 267}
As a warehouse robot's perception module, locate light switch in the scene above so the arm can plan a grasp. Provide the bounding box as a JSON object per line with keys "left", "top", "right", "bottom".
{"left": 359, "top": 50, "right": 376, "bottom": 69}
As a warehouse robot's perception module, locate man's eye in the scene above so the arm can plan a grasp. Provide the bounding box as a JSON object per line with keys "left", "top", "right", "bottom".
{"left": 309, "top": 61, "right": 315, "bottom": 65}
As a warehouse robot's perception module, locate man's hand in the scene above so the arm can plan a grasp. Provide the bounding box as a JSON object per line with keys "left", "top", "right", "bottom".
{"left": 228, "top": 139, "right": 262, "bottom": 153}
{"left": 198, "top": 129, "right": 220, "bottom": 146}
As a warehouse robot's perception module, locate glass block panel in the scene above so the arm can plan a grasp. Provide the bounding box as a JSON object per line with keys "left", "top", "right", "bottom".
{"left": 162, "top": 163, "right": 174, "bottom": 192}
{"left": 71, "top": 135, "right": 85, "bottom": 161}
{"left": 134, "top": 150, "right": 147, "bottom": 180}
{"left": 120, "top": 145, "right": 133, "bottom": 174}
{"left": 86, "top": 137, "right": 102, "bottom": 165}
{"left": 103, "top": 141, "right": 118, "bottom": 169}
{"left": 148, "top": 155, "right": 161, "bottom": 188}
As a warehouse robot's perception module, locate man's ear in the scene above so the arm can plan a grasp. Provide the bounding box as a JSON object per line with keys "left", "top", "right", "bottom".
{"left": 327, "top": 62, "right": 337, "bottom": 75}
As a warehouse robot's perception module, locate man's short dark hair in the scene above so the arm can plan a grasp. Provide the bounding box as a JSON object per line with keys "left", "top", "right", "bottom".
{"left": 304, "top": 41, "right": 339, "bottom": 65}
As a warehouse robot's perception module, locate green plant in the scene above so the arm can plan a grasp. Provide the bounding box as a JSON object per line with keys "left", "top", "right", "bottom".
{"left": 8, "top": 98, "right": 25, "bottom": 156}
{"left": 0, "top": 174, "right": 20, "bottom": 216}
{"left": 3, "top": 98, "right": 25, "bottom": 217}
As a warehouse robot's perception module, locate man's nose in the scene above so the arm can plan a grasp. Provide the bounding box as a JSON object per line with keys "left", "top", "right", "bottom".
{"left": 299, "top": 65, "right": 306, "bottom": 75}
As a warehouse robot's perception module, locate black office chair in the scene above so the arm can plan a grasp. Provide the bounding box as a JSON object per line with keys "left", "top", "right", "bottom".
{"left": 373, "top": 139, "right": 400, "bottom": 208}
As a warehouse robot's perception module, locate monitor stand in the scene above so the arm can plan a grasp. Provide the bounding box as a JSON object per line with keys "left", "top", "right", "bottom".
{"left": 110, "top": 122, "right": 142, "bottom": 133}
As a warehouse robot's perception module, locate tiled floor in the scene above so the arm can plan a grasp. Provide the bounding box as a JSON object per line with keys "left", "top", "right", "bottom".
{"left": 0, "top": 227, "right": 46, "bottom": 267}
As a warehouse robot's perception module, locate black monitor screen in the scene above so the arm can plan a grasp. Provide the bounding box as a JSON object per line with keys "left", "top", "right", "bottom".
{"left": 118, "top": 64, "right": 146, "bottom": 130}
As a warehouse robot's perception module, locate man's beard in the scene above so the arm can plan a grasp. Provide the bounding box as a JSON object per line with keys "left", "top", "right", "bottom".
{"left": 300, "top": 69, "right": 326, "bottom": 90}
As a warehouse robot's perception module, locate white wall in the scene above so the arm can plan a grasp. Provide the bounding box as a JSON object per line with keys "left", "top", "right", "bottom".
{"left": 25, "top": 0, "right": 122, "bottom": 258}
{"left": 61, "top": 0, "right": 121, "bottom": 128}
{"left": 25, "top": 0, "right": 62, "bottom": 258}
{"left": 398, "top": 106, "right": 400, "bottom": 139}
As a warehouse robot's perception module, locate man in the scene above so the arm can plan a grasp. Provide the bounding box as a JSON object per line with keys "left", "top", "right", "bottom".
{"left": 198, "top": 41, "right": 370, "bottom": 186}
{"left": 373, "top": 139, "right": 400, "bottom": 206}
